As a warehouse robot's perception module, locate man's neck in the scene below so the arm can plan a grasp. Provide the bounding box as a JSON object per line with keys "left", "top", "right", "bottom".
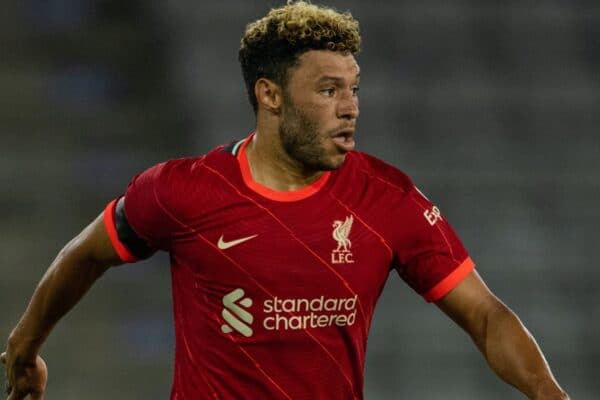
{"left": 243, "top": 130, "right": 324, "bottom": 192}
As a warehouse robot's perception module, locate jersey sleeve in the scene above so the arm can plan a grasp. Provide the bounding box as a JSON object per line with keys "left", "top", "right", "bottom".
{"left": 103, "top": 162, "right": 179, "bottom": 263}
{"left": 393, "top": 187, "right": 475, "bottom": 302}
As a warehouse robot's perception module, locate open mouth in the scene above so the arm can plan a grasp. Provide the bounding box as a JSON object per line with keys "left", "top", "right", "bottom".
{"left": 331, "top": 130, "right": 355, "bottom": 152}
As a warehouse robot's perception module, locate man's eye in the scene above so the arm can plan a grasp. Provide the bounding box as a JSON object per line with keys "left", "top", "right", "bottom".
{"left": 321, "top": 88, "right": 335, "bottom": 96}
{"left": 352, "top": 86, "right": 360, "bottom": 95}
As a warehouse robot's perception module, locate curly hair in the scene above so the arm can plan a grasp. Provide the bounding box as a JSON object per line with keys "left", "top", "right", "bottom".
{"left": 239, "top": 1, "right": 361, "bottom": 113}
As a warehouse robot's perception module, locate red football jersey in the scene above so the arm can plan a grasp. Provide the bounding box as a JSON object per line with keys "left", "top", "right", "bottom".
{"left": 103, "top": 134, "right": 474, "bottom": 400}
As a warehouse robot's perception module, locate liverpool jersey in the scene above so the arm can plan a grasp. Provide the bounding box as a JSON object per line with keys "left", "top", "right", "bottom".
{"left": 103, "top": 134, "right": 475, "bottom": 399}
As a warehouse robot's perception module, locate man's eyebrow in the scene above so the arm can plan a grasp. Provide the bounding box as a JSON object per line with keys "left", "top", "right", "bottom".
{"left": 317, "top": 73, "right": 361, "bottom": 83}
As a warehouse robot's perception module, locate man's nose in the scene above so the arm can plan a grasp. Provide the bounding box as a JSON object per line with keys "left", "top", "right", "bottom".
{"left": 337, "top": 93, "right": 359, "bottom": 120}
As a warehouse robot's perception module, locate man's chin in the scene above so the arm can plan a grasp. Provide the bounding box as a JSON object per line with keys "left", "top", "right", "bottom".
{"left": 320, "top": 153, "right": 348, "bottom": 171}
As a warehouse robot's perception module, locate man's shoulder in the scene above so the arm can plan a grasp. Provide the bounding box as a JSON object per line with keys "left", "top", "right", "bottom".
{"left": 344, "top": 150, "right": 414, "bottom": 193}
{"left": 147, "top": 140, "right": 240, "bottom": 180}
{"left": 124, "top": 141, "right": 240, "bottom": 206}
{"left": 126, "top": 140, "right": 242, "bottom": 213}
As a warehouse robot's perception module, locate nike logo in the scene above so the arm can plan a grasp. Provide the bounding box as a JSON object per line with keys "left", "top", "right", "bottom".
{"left": 217, "top": 234, "right": 258, "bottom": 250}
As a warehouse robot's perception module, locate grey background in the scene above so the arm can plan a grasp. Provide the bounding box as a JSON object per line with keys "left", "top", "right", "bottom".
{"left": 1, "top": 0, "right": 598, "bottom": 399}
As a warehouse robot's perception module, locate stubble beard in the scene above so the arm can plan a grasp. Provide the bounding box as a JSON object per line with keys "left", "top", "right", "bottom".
{"left": 278, "top": 95, "right": 340, "bottom": 172}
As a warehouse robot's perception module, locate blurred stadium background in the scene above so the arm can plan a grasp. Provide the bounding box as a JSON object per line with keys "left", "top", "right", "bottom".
{"left": 1, "top": 0, "right": 598, "bottom": 398}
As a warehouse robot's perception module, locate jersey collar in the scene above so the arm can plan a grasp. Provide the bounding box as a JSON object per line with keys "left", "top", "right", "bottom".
{"left": 236, "top": 133, "right": 331, "bottom": 202}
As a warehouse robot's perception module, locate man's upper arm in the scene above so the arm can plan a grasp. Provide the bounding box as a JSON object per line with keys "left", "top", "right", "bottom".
{"left": 435, "top": 270, "right": 502, "bottom": 337}
{"left": 392, "top": 185, "right": 475, "bottom": 302}
{"left": 68, "top": 212, "right": 125, "bottom": 268}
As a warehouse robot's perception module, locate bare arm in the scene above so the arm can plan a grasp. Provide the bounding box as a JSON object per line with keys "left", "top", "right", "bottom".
{"left": 2, "top": 212, "right": 123, "bottom": 399}
{"left": 436, "top": 270, "right": 569, "bottom": 400}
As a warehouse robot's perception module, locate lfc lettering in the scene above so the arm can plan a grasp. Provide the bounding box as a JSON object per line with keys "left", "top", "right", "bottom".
{"left": 331, "top": 252, "right": 354, "bottom": 264}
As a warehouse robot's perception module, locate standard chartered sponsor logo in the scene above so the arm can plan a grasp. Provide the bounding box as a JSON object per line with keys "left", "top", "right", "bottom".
{"left": 263, "top": 295, "right": 357, "bottom": 330}
{"left": 221, "top": 288, "right": 358, "bottom": 337}
{"left": 221, "top": 288, "right": 254, "bottom": 337}
{"left": 221, "top": 289, "right": 358, "bottom": 337}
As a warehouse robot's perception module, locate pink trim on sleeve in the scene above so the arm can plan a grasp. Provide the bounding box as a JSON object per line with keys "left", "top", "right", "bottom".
{"left": 103, "top": 199, "right": 139, "bottom": 263}
{"left": 423, "top": 257, "right": 475, "bottom": 302}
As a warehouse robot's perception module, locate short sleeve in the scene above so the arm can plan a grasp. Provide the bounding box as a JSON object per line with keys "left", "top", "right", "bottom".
{"left": 103, "top": 162, "right": 178, "bottom": 263}
{"left": 394, "top": 187, "right": 475, "bottom": 302}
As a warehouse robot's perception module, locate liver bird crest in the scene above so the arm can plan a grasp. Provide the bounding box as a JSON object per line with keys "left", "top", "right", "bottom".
{"left": 332, "top": 215, "right": 353, "bottom": 252}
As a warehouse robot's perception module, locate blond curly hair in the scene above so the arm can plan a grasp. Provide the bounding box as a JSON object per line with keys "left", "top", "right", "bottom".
{"left": 239, "top": 1, "right": 361, "bottom": 113}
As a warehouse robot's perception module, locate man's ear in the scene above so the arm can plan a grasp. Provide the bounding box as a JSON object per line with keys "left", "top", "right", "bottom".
{"left": 255, "top": 78, "right": 283, "bottom": 114}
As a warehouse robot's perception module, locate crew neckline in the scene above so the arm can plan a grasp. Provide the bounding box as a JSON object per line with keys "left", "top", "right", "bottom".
{"left": 236, "top": 133, "right": 331, "bottom": 202}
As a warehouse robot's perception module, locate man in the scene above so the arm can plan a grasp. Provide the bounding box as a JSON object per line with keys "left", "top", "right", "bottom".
{"left": 2, "top": 2, "right": 569, "bottom": 399}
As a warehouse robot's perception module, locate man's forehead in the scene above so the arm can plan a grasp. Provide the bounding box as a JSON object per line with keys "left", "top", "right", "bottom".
{"left": 295, "top": 50, "right": 360, "bottom": 79}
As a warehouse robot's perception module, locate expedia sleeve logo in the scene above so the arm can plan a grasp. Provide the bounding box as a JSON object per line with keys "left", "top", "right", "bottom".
{"left": 220, "top": 289, "right": 358, "bottom": 337}
{"left": 423, "top": 206, "right": 443, "bottom": 226}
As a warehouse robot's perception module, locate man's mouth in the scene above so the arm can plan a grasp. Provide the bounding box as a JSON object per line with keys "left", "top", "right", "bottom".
{"left": 331, "top": 129, "right": 355, "bottom": 152}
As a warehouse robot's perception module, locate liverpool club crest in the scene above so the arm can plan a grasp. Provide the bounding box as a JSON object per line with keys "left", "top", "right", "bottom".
{"left": 331, "top": 215, "right": 354, "bottom": 264}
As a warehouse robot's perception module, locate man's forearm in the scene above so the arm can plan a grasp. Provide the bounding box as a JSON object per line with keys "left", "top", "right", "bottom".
{"left": 8, "top": 233, "right": 112, "bottom": 360}
{"left": 476, "top": 302, "right": 568, "bottom": 400}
